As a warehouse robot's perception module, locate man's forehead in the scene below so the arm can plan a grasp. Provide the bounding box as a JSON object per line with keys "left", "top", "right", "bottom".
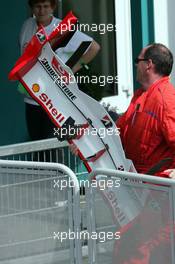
{"left": 34, "top": 1, "right": 52, "bottom": 6}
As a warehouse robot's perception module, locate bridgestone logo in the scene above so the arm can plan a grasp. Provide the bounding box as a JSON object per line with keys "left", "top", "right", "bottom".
{"left": 39, "top": 58, "right": 77, "bottom": 101}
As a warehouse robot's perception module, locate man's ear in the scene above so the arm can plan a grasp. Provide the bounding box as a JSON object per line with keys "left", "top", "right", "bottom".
{"left": 146, "top": 59, "right": 153, "bottom": 70}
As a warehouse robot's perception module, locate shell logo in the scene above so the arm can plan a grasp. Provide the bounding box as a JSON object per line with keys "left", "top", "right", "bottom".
{"left": 32, "top": 83, "right": 40, "bottom": 93}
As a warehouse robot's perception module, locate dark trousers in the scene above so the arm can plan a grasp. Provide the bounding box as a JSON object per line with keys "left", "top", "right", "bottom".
{"left": 25, "top": 103, "right": 64, "bottom": 162}
{"left": 25, "top": 103, "right": 55, "bottom": 141}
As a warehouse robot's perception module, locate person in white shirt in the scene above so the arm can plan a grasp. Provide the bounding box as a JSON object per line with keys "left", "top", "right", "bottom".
{"left": 19, "top": 0, "right": 100, "bottom": 140}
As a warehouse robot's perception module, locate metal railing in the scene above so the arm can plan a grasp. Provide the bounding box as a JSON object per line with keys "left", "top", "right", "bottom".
{"left": 85, "top": 169, "right": 175, "bottom": 264}
{"left": 0, "top": 138, "right": 90, "bottom": 262}
{"left": 1, "top": 140, "right": 175, "bottom": 263}
{"left": 0, "top": 160, "right": 81, "bottom": 264}
{"left": 0, "top": 138, "right": 88, "bottom": 179}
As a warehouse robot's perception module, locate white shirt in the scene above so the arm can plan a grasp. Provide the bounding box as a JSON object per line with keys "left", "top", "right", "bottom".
{"left": 19, "top": 16, "right": 93, "bottom": 105}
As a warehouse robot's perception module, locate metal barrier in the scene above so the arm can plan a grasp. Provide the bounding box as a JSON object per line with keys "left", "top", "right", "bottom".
{"left": 0, "top": 138, "right": 89, "bottom": 262}
{"left": 0, "top": 160, "right": 81, "bottom": 264}
{"left": 86, "top": 169, "right": 175, "bottom": 264}
{"left": 0, "top": 138, "right": 88, "bottom": 180}
{"left": 1, "top": 141, "right": 175, "bottom": 263}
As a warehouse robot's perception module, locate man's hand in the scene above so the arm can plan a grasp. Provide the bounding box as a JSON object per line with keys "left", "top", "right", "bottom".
{"left": 164, "top": 169, "right": 175, "bottom": 179}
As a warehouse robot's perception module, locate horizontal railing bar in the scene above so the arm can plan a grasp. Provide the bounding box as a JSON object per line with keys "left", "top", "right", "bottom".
{"left": 89, "top": 168, "right": 175, "bottom": 186}
{"left": 0, "top": 138, "right": 68, "bottom": 157}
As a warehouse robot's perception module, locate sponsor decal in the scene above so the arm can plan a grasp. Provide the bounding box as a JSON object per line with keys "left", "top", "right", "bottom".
{"left": 52, "top": 56, "right": 71, "bottom": 84}
{"left": 101, "top": 115, "right": 113, "bottom": 128}
{"left": 36, "top": 29, "right": 46, "bottom": 43}
{"left": 39, "top": 92, "right": 65, "bottom": 124}
{"left": 144, "top": 110, "right": 158, "bottom": 120}
{"left": 39, "top": 58, "right": 77, "bottom": 101}
{"left": 117, "top": 165, "right": 124, "bottom": 171}
{"left": 105, "top": 189, "right": 126, "bottom": 223}
{"left": 32, "top": 83, "right": 40, "bottom": 93}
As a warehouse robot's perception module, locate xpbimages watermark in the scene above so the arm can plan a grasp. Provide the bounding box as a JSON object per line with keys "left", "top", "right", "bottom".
{"left": 53, "top": 74, "right": 118, "bottom": 87}
{"left": 53, "top": 177, "right": 121, "bottom": 191}
{"left": 53, "top": 229, "right": 121, "bottom": 243}
{"left": 56, "top": 22, "right": 117, "bottom": 35}
{"left": 53, "top": 126, "right": 120, "bottom": 139}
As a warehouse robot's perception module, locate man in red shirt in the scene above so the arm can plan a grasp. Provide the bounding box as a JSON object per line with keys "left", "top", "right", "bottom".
{"left": 116, "top": 43, "right": 175, "bottom": 177}
{"left": 70, "top": 44, "right": 175, "bottom": 263}
{"left": 113, "top": 44, "right": 175, "bottom": 264}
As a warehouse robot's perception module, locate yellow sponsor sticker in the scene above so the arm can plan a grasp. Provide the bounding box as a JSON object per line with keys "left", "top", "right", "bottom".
{"left": 32, "top": 83, "right": 40, "bottom": 93}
